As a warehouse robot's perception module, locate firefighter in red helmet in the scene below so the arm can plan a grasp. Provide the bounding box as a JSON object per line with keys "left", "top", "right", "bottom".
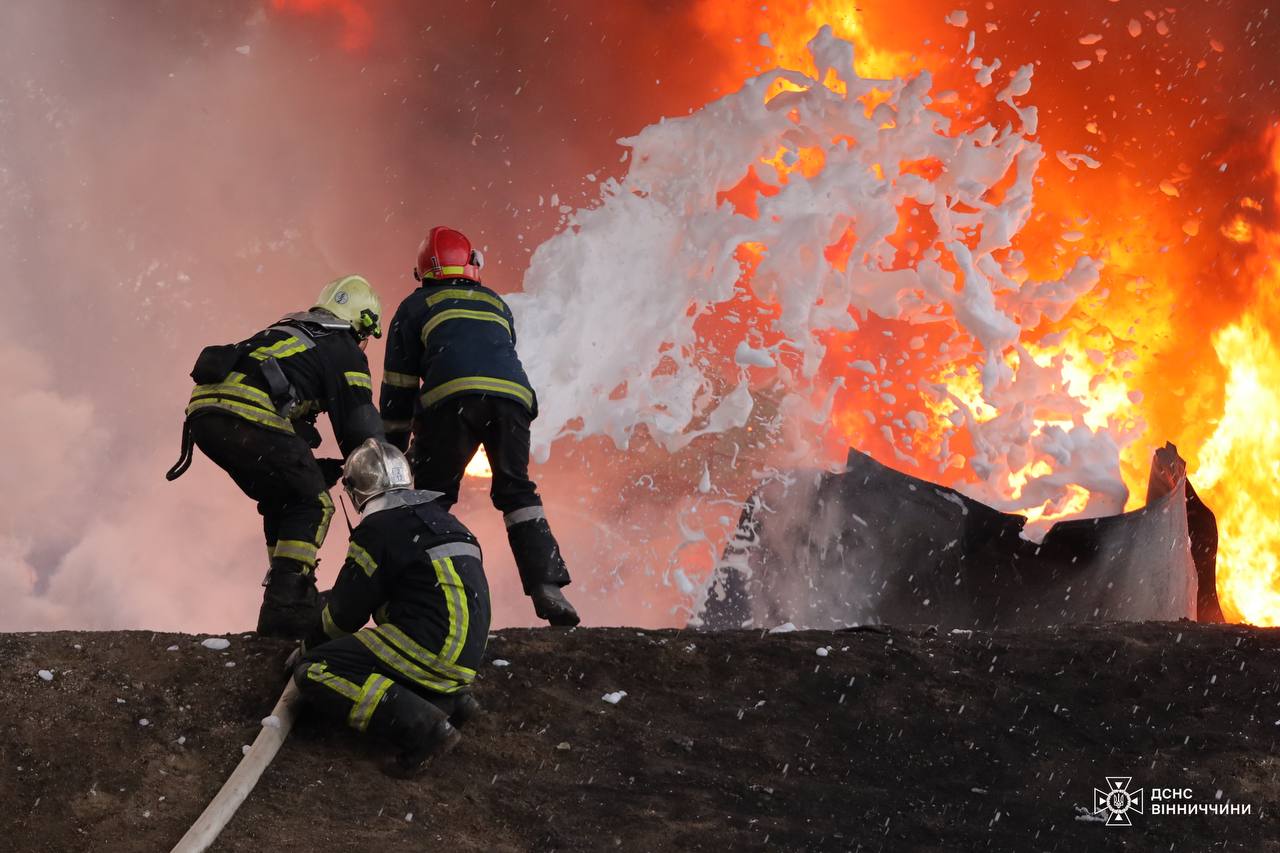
{"left": 379, "top": 226, "right": 580, "bottom": 626}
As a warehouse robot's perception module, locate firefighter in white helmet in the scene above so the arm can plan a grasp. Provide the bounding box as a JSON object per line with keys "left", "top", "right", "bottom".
{"left": 167, "top": 275, "right": 385, "bottom": 639}
{"left": 292, "top": 438, "right": 488, "bottom": 776}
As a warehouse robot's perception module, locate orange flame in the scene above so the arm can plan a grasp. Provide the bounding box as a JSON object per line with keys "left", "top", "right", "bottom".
{"left": 696, "top": 1, "right": 1280, "bottom": 623}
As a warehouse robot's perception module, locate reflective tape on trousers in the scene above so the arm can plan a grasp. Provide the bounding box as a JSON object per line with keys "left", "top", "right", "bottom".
{"left": 503, "top": 505, "right": 546, "bottom": 528}
{"left": 426, "top": 542, "right": 482, "bottom": 562}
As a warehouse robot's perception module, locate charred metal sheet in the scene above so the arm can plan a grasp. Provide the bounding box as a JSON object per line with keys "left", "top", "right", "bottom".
{"left": 697, "top": 443, "right": 1220, "bottom": 630}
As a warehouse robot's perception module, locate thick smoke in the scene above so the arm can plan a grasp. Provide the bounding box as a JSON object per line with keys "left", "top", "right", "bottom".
{"left": 0, "top": 0, "right": 723, "bottom": 630}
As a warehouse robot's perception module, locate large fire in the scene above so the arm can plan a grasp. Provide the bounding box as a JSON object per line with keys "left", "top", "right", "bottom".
{"left": 269, "top": 1, "right": 1279, "bottom": 626}
{"left": 693, "top": 1, "right": 1280, "bottom": 625}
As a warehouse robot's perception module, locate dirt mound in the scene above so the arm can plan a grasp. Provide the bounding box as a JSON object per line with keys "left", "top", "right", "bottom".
{"left": 2, "top": 623, "right": 1277, "bottom": 852}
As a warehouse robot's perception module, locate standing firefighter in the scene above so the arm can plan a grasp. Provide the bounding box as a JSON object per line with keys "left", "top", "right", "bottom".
{"left": 380, "top": 225, "right": 580, "bottom": 626}
{"left": 166, "top": 275, "right": 384, "bottom": 638}
{"left": 293, "top": 438, "right": 487, "bottom": 776}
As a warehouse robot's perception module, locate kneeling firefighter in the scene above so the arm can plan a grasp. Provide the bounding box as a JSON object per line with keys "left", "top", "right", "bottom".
{"left": 293, "top": 438, "right": 489, "bottom": 776}
{"left": 166, "top": 275, "right": 385, "bottom": 638}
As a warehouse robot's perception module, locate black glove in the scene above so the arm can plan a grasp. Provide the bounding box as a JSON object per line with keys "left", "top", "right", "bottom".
{"left": 317, "top": 457, "right": 345, "bottom": 488}
{"left": 295, "top": 418, "right": 323, "bottom": 449}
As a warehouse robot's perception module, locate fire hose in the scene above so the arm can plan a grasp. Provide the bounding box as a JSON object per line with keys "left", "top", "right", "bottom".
{"left": 169, "top": 679, "right": 302, "bottom": 853}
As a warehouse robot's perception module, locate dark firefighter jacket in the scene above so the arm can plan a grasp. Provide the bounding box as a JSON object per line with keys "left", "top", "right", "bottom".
{"left": 305, "top": 490, "right": 491, "bottom": 694}
{"left": 185, "top": 311, "right": 383, "bottom": 457}
{"left": 380, "top": 279, "right": 536, "bottom": 449}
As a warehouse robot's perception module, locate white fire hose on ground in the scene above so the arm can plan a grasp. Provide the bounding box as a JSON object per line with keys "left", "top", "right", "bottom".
{"left": 170, "top": 679, "right": 303, "bottom": 853}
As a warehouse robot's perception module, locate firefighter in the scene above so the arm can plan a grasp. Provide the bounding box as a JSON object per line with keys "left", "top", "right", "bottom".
{"left": 166, "top": 275, "right": 385, "bottom": 639}
{"left": 380, "top": 225, "right": 580, "bottom": 627}
{"left": 293, "top": 438, "right": 487, "bottom": 777}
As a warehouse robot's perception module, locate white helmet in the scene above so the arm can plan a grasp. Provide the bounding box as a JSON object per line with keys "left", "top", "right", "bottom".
{"left": 342, "top": 438, "right": 412, "bottom": 511}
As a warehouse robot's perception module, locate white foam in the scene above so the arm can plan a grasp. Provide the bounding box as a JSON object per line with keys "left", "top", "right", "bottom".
{"left": 516, "top": 26, "right": 1130, "bottom": 532}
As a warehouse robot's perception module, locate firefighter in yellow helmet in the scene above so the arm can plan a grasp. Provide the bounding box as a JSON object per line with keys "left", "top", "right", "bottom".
{"left": 167, "top": 275, "right": 386, "bottom": 638}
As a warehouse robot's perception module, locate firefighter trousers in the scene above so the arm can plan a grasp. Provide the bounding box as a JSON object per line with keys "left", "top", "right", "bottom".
{"left": 189, "top": 413, "right": 334, "bottom": 573}
{"left": 294, "top": 633, "right": 472, "bottom": 733}
{"left": 411, "top": 396, "right": 571, "bottom": 592}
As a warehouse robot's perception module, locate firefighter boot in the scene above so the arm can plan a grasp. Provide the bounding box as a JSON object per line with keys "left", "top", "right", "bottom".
{"left": 256, "top": 559, "right": 321, "bottom": 640}
{"left": 371, "top": 685, "right": 462, "bottom": 778}
{"left": 448, "top": 691, "right": 482, "bottom": 729}
{"left": 506, "top": 516, "right": 580, "bottom": 627}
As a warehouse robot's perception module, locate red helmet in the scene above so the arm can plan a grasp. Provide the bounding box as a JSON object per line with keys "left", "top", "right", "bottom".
{"left": 414, "top": 226, "right": 483, "bottom": 283}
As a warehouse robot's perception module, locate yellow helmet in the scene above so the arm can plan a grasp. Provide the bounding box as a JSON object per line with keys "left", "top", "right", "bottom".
{"left": 313, "top": 275, "right": 382, "bottom": 339}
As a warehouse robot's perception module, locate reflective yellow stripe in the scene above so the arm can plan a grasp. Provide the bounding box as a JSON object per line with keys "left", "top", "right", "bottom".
{"left": 373, "top": 623, "right": 475, "bottom": 682}
{"left": 347, "top": 674, "right": 394, "bottom": 732}
{"left": 305, "top": 663, "right": 361, "bottom": 701}
{"left": 422, "top": 376, "right": 533, "bottom": 409}
{"left": 423, "top": 265, "right": 471, "bottom": 279}
{"left": 382, "top": 371, "right": 419, "bottom": 389}
{"left": 187, "top": 372, "right": 295, "bottom": 431}
{"left": 321, "top": 604, "right": 345, "bottom": 639}
{"left": 274, "top": 539, "right": 319, "bottom": 566}
{"left": 249, "top": 336, "right": 308, "bottom": 361}
{"left": 382, "top": 417, "right": 413, "bottom": 433}
{"left": 347, "top": 542, "right": 378, "bottom": 576}
{"left": 315, "top": 491, "right": 334, "bottom": 547}
{"left": 424, "top": 288, "right": 506, "bottom": 312}
{"left": 434, "top": 557, "right": 469, "bottom": 664}
{"left": 344, "top": 371, "right": 373, "bottom": 390}
{"left": 420, "top": 309, "right": 511, "bottom": 343}
{"left": 190, "top": 372, "right": 275, "bottom": 407}
{"left": 354, "top": 629, "right": 462, "bottom": 693}
{"left": 185, "top": 398, "right": 294, "bottom": 433}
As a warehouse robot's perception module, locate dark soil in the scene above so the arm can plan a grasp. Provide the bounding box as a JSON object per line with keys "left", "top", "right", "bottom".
{"left": 2, "top": 622, "right": 1278, "bottom": 852}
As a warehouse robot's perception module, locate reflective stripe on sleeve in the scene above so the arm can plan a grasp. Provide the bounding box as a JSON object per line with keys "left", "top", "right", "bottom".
{"left": 382, "top": 371, "right": 420, "bottom": 388}
{"left": 503, "top": 506, "right": 546, "bottom": 528}
{"left": 315, "top": 491, "right": 335, "bottom": 547}
{"left": 344, "top": 371, "right": 373, "bottom": 390}
{"left": 321, "top": 604, "right": 345, "bottom": 639}
{"left": 346, "top": 542, "right": 378, "bottom": 577}
{"left": 273, "top": 539, "right": 319, "bottom": 566}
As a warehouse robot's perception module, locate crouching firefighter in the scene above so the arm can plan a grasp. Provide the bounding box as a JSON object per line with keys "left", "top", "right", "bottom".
{"left": 165, "top": 275, "right": 385, "bottom": 638}
{"left": 293, "top": 438, "right": 489, "bottom": 777}
{"left": 381, "top": 225, "right": 580, "bottom": 626}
